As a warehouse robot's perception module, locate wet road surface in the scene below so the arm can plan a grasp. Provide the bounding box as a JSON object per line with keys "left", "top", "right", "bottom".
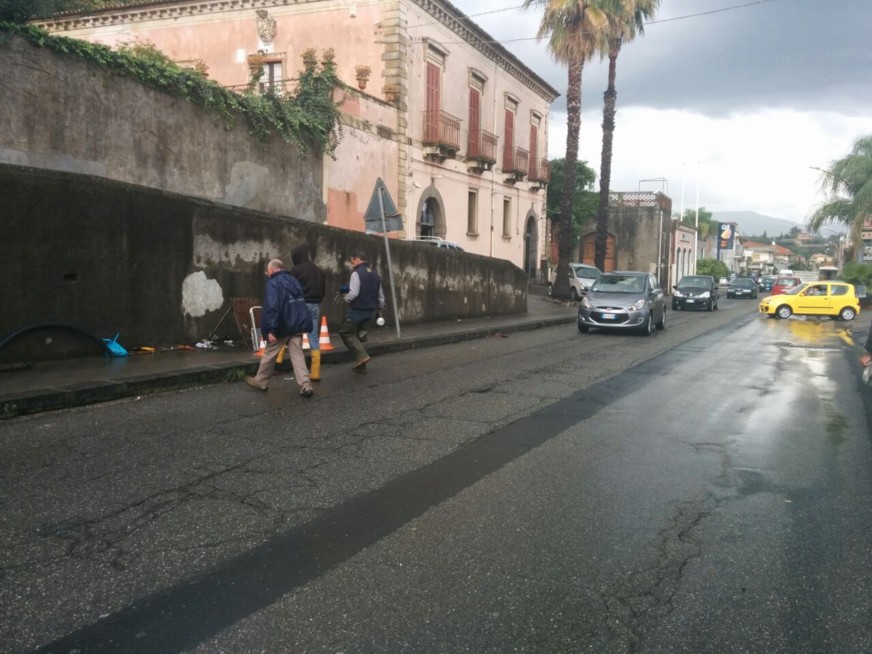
{"left": 3, "top": 301, "right": 871, "bottom": 652}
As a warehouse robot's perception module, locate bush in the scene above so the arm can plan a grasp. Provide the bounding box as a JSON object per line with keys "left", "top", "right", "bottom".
{"left": 696, "top": 258, "right": 729, "bottom": 279}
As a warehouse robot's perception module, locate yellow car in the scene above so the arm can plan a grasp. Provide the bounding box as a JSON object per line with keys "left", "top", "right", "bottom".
{"left": 759, "top": 281, "right": 861, "bottom": 320}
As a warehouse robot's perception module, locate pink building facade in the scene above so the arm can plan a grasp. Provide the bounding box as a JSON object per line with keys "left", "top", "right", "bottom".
{"left": 41, "top": 0, "right": 559, "bottom": 278}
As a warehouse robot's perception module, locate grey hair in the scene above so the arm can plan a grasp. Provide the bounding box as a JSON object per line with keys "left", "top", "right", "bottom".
{"left": 267, "top": 258, "right": 285, "bottom": 271}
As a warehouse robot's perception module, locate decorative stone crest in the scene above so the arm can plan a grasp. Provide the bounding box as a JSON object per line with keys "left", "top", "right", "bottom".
{"left": 255, "top": 10, "right": 276, "bottom": 44}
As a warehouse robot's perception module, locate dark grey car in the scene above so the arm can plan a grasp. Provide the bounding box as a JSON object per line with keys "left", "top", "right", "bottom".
{"left": 577, "top": 271, "right": 666, "bottom": 336}
{"left": 672, "top": 275, "right": 719, "bottom": 311}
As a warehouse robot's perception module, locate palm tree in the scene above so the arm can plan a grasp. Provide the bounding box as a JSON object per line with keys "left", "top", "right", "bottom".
{"left": 592, "top": 0, "right": 659, "bottom": 272}
{"left": 523, "top": 0, "right": 607, "bottom": 298}
{"left": 808, "top": 135, "right": 872, "bottom": 263}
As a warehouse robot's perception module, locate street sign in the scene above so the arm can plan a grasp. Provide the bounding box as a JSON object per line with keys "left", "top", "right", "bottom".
{"left": 364, "top": 178, "right": 403, "bottom": 234}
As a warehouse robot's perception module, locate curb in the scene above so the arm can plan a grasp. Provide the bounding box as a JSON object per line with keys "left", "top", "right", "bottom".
{"left": 0, "top": 315, "right": 575, "bottom": 418}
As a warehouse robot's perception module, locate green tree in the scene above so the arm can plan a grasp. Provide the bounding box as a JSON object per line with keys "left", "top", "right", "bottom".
{"left": 523, "top": 0, "right": 607, "bottom": 298}
{"left": 545, "top": 158, "right": 598, "bottom": 247}
{"left": 696, "top": 257, "right": 728, "bottom": 279}
{"left": 808, "top": 135, "right": 872, "bottom": 263}
{"left": 679, "top": 207, "right": 713, "bottom": 240}
{"left": 0, "top": 0, "right": 129, "bottom": 22}
{"left": 592, "top": 0, "right": 659, "bottom": 272}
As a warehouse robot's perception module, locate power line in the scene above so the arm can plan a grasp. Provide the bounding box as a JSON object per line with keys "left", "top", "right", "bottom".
{"left": 407, "top": 0, "right": 778, "bottom": 46}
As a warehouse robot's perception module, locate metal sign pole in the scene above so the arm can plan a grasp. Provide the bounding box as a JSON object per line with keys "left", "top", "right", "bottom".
{"left": 377, "top": 187, "right": 401, "bottom": 338}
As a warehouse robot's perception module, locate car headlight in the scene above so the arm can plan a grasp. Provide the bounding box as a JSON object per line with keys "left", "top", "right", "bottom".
{"left": 673, "top": 289, "right": 685, "bottom": 297}
{"left": 581, "top": 296, "right": 592, "bottom": 309}
{"left": 699, "top": 291, "right": 710, "bottom": 298}
{"left": 630, "top": 298, "right": 646, "bottom": 311}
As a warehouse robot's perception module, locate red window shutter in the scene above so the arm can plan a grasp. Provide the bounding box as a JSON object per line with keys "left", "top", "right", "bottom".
{"left": 468, "top": 89, "right": 480, "bottom": 155}
{"left": 503, "top": 110, "right": 514, "bottom": 170}
{"left": 529, "top": 125, "right": 538, "bottom": 177}
{"left": 425, "top": 63, "right": 441, "bottom": 142}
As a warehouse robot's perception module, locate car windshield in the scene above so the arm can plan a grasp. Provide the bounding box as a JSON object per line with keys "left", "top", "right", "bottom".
{"left": 571, "top": 265, "right": 599, "bottom": 280}
{"left": 592, "top": 275, "right": 646, "bottom": 293}
{"left": 677, "top": 276, "right": 709, "bottom": 288}
{"left": 775, "top": 278, "right": 798, "bottom": 287}
{"left": 785, "top": 283, "right": 808, "bottom": 296}
{"left": 732, "top": 279, "right": 756, "bottom": 288}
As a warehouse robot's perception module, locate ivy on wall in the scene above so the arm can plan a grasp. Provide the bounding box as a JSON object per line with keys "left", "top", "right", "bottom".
{"left": 0, "top": 22, "right": 343, "bottom": 157}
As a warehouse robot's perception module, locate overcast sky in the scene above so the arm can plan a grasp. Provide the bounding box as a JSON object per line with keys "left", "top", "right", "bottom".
{"left": 450, "top": 0, "right": 871, "bottom": 227}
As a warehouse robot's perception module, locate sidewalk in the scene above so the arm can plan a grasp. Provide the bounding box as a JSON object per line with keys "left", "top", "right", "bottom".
{"left": 0, "top": 293, "right": 576, "bottom": 417}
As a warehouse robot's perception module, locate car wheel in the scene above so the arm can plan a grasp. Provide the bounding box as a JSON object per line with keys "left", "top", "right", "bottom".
{"left": 570, "top": 287, "right": 579, "bottom": 301}
{"left": 706, "top": 300, "right": 713, "bottom": 311}
{"left": 577, "top": 322, "right": 589, "bottom": 333}
{"left": 656, "top": 308, "right": 666, "bottom": 330}
{"left": 640, "top": 314, "right": 654, "bottom": 336}
{"left": 547, "top": 283, "right": 553, "bottom": 297}
{"left": 714, "top": 299, "right": 719, "bottom": 311}
{"left": 775, "top": 304, "right": 792, "bottom": 319}
{"left": 839, "top": 307, "right": 857, "bottom": 321}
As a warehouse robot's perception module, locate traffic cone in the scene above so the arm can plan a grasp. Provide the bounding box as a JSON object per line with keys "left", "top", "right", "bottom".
{"left": 254, "top": 339, "right": 266, "bottom": 357}
{"left": 318, "top": 316, "right": 335, "bottom": 351}
{"left": 302, "top": 333, "right": 311, "bottom": 350}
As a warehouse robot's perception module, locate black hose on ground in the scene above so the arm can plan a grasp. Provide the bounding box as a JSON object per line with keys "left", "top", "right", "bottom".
{"left": 0, "top": 323, "right": 111, "bottom": 356}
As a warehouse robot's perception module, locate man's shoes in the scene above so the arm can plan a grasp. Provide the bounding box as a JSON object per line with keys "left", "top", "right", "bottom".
{"left": 351, "top": 356, "right": 371, "bottom": 372}
{"left": 244, "top": 376, "right": 268, "bottom": 391}
{"left": 300, "top": 381, "right": 314, "bottom": 397}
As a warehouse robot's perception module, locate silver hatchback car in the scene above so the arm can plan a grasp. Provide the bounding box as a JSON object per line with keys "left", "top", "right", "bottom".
{"left": 577, "top": 271, "right": 667, "bottom": 336}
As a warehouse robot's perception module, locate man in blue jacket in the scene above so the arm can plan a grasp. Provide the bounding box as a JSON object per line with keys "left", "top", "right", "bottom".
{"left": 339, "top": 251, "right": 385, "bottom": 372}
{"left": 245, "top": 259, "right": 315, "bottom": 396}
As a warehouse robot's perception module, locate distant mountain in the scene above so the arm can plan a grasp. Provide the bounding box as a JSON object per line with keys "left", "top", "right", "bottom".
{"left": 711, "top": 211, "right": 804, "bottom": 239}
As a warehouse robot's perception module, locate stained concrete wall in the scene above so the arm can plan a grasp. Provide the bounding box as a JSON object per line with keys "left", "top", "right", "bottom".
{"left": 0, "top": 165, "right": 526, "bottom": 362}
{"left": 0, "top": 34, "right": 325, "bottom": 223}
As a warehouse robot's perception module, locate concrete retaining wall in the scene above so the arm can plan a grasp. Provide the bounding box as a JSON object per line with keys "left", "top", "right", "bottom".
{"left": 0, "top": 165, "right": 526, "bottom": 362}
{"left": 0, "top": 34, "right": 325, "bottom": 222}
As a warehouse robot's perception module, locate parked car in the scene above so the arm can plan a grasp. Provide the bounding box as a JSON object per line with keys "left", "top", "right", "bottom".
{"left": 718, "top": 277, "right": 729, "bottom": 286}
{"left": 577, "top": 271, "right": 666, "bottom": 335}
{"left": 727, "top": 277, "right": 759, "bottom": 299}
{"left": 759, "top": 281, "right": 861, "bottom": 320}
{"left": 770, "top": 275, "right": 801, "bottom": 295}
{"left": 758, "top": 276, "right": 774, "bottom": 292}
{"left": 411, "top": 236, "right": 464, "bottom": 251}
{"left": 548, "top": 262, "right": 602, "bottom": 300}
{"left": 672, "top": 275, "right": 719, "bottom": 311}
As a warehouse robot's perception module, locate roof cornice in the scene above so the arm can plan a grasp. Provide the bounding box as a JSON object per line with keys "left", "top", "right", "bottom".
{"left": 36, "top": 0, "right": 560, "bottom": 103}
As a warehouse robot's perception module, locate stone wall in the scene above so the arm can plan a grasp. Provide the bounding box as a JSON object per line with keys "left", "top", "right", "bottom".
{"left": 0, "top": 34, "right": 325, "bottom": 223}
{"left": 0, "top": 165, "right": 526, "bottom": 362}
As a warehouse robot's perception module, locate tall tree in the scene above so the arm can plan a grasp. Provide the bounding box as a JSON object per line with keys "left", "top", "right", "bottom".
{"left": 523, "top": 0, "right": 607, "bottom": 297}
{"left": 808, "top": 135, "right": 872, "bottom": 263}
{"left": 592, "top": 0, "right": 659, "bottom": 272}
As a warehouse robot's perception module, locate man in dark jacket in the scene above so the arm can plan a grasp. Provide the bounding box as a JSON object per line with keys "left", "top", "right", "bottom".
{"left": 339, "top": 251, "right": 385, "bottom": 372}
{"left": 290, "top": 243, "right": 327, "bottom": 381}
{"left": 245, "top": 259, "right": 315, "bottom": 397}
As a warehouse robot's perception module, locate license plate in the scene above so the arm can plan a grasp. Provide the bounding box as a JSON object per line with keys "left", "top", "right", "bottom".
{"left": 602, "top": 313, "right": 615, "bottom": 320}
{"left": 686, "top": 299, "right": 695, "bottom": 303}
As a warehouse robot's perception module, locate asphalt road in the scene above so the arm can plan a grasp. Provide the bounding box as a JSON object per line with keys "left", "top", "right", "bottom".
{"left": 2, "top": 299, "right": 871, "bottom": 653}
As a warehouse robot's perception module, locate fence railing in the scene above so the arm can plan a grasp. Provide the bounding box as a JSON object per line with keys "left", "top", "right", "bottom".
{"left": 529, "top": 158, "right": 550, "bottom": 183}
{"left": 503, "top": 147, "right": 529, "bottom": 176}
{"left": 467, "top": 129, "right": 497, "bottom": 162}
{"left": 423, "top": 110, "right": 461, "bottom": 150}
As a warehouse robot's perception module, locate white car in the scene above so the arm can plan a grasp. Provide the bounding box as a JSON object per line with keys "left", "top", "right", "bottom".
{"left": 548, "top": 262, "right": 602, "bottom": 301}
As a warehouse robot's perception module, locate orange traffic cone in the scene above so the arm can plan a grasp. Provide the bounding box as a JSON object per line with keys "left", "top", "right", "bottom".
{"left": 318, "top": 316, "right": 335, "bottom": 351}
{"left": 254, "top": 339, "right": 266, "bottom": 357}
{"left": 302, "top": 333, "right": 311, "bottom": 350}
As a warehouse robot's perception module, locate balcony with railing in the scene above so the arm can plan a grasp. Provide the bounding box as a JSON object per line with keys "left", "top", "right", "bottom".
{"left": 502, "top": 146, "right": 529, "bottom": 183}
{"left": 466, "top": 129, "right": 497, "bottom": 173}
{"left": 423, "top": 110, "right": 461, "bottom": 162}
{"left": 528, "top": 157, "right": 550, "bottom": 190}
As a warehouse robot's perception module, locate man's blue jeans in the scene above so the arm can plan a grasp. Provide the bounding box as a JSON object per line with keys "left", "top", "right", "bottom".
{"left": 306, "top": 302, "right": 320, "bottom": 350}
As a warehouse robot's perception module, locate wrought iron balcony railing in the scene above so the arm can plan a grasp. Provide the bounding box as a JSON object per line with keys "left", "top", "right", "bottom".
{"left": 423, "top": 110, "right": 461, "bottom": 151}
{"left": 503, "top": 147, "right": 529, "bottom": 177}
{"left": 529, "top": 158, "right": 551, "bottom": 184}
{"left": 467, "top": 129, "right": 497, "bottom": 163}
